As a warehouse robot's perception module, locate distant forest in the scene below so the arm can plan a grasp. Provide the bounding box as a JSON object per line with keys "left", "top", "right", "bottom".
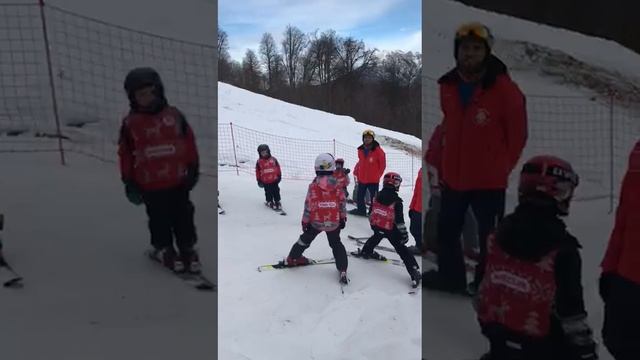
{"left": 218, "top": 25, "right": 421, "bottom": 138}
{"left": 457, "top": 0, "right": 640, "bottom": 54}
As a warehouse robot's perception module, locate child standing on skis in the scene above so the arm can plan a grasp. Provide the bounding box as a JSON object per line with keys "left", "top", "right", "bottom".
{"left": 285, "top": 153, "right": 349, "bottom": 284}
{"left": 118, "top": 67, "right": 201, "bottom": 274}
{"left": 255, "top": 144, "right": 282, "bottom": 210}
{"left": 333, "top": 158, "right": 351, "bottom": 199}
{"left": 352, "top": 172, "right": 422, "bottom": 288}
{"left": 475, "top": 155, "right": 597, "bottom": 360}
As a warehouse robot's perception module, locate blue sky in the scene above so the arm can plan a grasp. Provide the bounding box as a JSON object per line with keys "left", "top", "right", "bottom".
{"left": 219, "top": 0, "right": 421, "bottom": 61}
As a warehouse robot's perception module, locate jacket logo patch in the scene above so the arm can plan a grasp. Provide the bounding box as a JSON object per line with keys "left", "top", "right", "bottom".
{"left": 475, "top": 108, "right": 490, "bottom": 126}
{"left": 490, "top": 270, "right": 531, "bottom": 293}
{"left": 144, "top": 145, "right": 176, "bottom": 158}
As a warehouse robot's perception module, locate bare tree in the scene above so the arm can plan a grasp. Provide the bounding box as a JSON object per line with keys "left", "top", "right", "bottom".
{"left": 281, "top": 25, "right": 307, "bottom": 88}
{"left": 242, "top": 49, "right": 262, "bottom": 92}
{"left": 218, "top": 26, "right": 231, "bottom": 81}
{"left": 259, "top": 33, "right": 278, "bottom": 91}
{"left": 335, "top": 37, "right": 377, "bottom": 77}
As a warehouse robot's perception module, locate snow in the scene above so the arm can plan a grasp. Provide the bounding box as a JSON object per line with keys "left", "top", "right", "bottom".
{"left": 0, "top": 152, "right": 217, "bottom": 359}
{"left": 218, "top": 82, "right": 422, "bottom": 186}
{"left": 218, "top": 172, "right": 421, "bottom": 360}
{"left": 218, "top": 82, "right": 421, "bottom": 149}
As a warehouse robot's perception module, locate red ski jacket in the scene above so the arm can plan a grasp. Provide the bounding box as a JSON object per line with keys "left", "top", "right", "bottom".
{"left": 438, "top": 56, "right": 527, "bottom": 191}
{"left": 355, "top": 141, "right": 386, "bottom": 184}
{"left": 118, "top": 106, "right": 198, "bottom": 192}
{"left": 256, "top": 156, "right": 281, "bottom": 185}
{"left": 302, "top": 176, "right": 346, "bottom": 232}
{"left": 409, "top": 168, "right": 422, "bottom": 212}
{"left": 602, "top": 140, "right": 640, "bottom": 285}
{"left": 477, "top": 234, "right": 559, "bottom": 338}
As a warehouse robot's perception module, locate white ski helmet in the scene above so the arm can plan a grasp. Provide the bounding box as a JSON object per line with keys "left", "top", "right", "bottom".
{"left": 314, "top": 153, "right": 336, "bottom": 174}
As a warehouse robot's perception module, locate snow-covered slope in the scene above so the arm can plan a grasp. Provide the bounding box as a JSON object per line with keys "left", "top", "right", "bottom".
{"left": 218, "top": 80, "right": 422, "bottom": 360}
{"left": 0, "top": 153, "right": 217, "bottom": 360}
{"left": 218, "top": 82, "right": 422, "bottom": 186}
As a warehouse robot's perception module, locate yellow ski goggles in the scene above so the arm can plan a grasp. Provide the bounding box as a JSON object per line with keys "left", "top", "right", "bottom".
{"left": 455, "top": 22, "right": 493, "bottom": 46}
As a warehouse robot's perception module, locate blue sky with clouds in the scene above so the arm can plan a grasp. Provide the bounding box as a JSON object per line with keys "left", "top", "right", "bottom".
{"left": 219, "top": 0, "right": 421, "bottom": 61}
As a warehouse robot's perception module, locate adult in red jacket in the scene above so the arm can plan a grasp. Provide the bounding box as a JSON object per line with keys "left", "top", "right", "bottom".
{"left": 118, "top": 67, "right": 200, "bottom": 274}
{"left": 423, "top": 22, "right": 528, "bottom": 295}
{"left": 600, "top": 140, "right": 640, "bottom": 360}
{"left": 408, "top": 168, "right": 422, "bottom": 254}
{"left": 350, "top": 129, "right": 386, "bottom": 216}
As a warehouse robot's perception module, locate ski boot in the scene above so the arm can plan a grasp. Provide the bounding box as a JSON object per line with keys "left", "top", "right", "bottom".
{"left": 274, "top": 201, "right": 282, "bottom": 210}
{"left": 284, "top": 256, "right": 310, "bottom": 267}
{"left": 181, "top": 249, "right": 202, "bottom": 274}
{"left": 152, "top": 247, "right": 182, "bottom": 272}
{"left": 339, "top": 270, "right": 348, "bottom": 285}
{"left": 410, "top": 266, "right": 421, "bottom": 288}
{"left": 350, "top": 247, "right": 386, "bottom": 261}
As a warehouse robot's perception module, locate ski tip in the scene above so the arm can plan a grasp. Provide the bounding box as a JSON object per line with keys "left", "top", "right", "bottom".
{"left": 3, "top": 278, "right": 23, "bottom": 288}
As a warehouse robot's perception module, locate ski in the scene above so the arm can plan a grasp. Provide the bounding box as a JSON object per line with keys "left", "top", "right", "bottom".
{"left": 257, "top": 257, "right": 335, "bottom": 272}
{"left": 145, "top": 250, "right": 216, "bottom": 291}
{"left": 348, "top": 235, "right": 475, "bottom": 272}
{"left": 264, "top": 202, "right": 287, "bottom": 216}
{"left": 0, "top": 259, "right": 23, "bottom": 288}
{"left": 347, "top": 251, "right": 405, "bottom": 267}
{"left": 218, "top": 205, "right": 226, "bottom": 215}
{"left": 0, "top": 214, "right": 22, "bottom": 288}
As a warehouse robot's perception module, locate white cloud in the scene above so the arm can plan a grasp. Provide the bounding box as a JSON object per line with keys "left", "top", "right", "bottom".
{"left": 220, "top": 0, "right": 406, "bottom": 60}
{"left": 369, "top": 30, "right": 422, "bottom": 53}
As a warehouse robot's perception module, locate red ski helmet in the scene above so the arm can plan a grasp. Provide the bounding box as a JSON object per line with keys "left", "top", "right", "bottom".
{"left": 383, "top": 172, "right": 403, "bottom": 190}
{"left": 518, "top": 155, "right": 579, "bottom": 216}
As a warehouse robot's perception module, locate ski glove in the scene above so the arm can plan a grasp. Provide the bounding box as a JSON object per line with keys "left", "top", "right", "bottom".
{"left": 124, "top": 182, "right": 143, "bottom": 206}
{"left": 344, "top": 168, "right": 351, "bottom": 174}
{"left": 599, "top": 272, "right": 613, "bottom": 302}
{"left": 302, "top": 222, "right": 311, "bottom": 232}
{"left": 339, "top": 218, "right": 346, "bottom": 229}
{"left": 257, "top": 181, "right": 264, "bottom": 188}
{"left": 397, "top": 223, "right": 409, "bottom": 244}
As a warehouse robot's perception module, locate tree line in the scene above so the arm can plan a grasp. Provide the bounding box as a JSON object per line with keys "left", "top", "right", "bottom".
{"left": 218, "top": 25, "right": 421, "bottom": 138}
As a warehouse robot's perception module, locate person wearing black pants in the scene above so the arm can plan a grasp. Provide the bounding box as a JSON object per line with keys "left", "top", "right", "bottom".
{"left": 263, "top": 182, "right": 281, "bottom": 204}
{"left": 353, "top": 172, "right": 421, "bottom": 287}
{"left": 288, "top": 228, "right": 347, "bottom": 273}
{"left": 356, "top": 183, "right": 379, "bottom": 215}
{"left": 143, "top": 187, "right": 197, "bottom": 254}
{"left": 428, "top": 188, "right": 505, "bottom": 293}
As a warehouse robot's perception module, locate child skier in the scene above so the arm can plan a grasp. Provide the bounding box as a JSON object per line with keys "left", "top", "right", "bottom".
{"left": 285, "top": 153, "right": 349, "bottom": 284}
{"left": 475, "top": 155, "right": 598, "bottom": 360}
{"left": 118, "top": 67, "right": 201, "bottom": 274}
{"left": 334, "top": 158, "right": 351, "bottom": 199}
{"left": 352, "top": 172, "right": 422, "bottom": 287}
{"left": 255, "top": 144, "right": 283, "bottom": 210}
{"left": 600, "top": 140, "right": 640, "bottom": 360}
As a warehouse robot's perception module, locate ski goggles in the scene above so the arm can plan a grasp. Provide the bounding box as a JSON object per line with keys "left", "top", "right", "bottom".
{"left": 455, "top": 23, "right": 493, "bottom": 44}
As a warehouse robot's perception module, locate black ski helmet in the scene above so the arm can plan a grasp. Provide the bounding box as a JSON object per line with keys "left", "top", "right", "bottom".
{"left": 123, "top": 67, "right": 167, "bottom": 112}
{"left": 454, "top": 22, "right": 494, "bottom": 61}
{"left": 257, "top": 144, "right": 270, "bottom": 156}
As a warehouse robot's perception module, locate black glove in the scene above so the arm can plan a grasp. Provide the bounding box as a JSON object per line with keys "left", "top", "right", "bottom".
{"left": 344, "top": 168, "right": 351, "bottom": 174}
{"left": 185, "top": 165, "right": 199, "bottom": 191}
{"left": 124, "top": 182, "right": 143, "bottom": 206}
{"left": 302, "top": 222, "right": 311, "bottom": 232}
{"left": 339, "top": 218, "right": 346, "bottom": 229}
{"left": 599, "top": 272, "right": 613, "bottom": 302}
{"left": 258, "top": 181, "right": 264, "bottom": 188}
{"left": 397, "top": 223, "right": 409, "bottom": 244}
